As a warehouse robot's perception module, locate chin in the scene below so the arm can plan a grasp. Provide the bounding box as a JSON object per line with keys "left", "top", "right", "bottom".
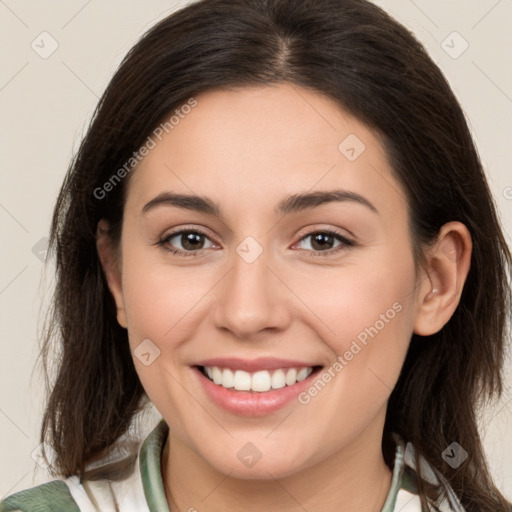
{"left": 197, "top": 440, "right": 314, "bottom": 480}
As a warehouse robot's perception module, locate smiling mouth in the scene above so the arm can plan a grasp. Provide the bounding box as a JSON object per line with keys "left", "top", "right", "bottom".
{"left": 196, "top": 365, "right": 323, "bottom": 393}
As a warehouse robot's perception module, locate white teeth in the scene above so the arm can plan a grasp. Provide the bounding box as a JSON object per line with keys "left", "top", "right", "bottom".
{"left": 202, "top": 366, "right": 314, "bottom": 392}
{"left": 271, "top": 369, "right": 286, "bottom": 389}
{"left": 222, "top": 368, "right": 234, "bottom": 388}
{"left": 285, "top": 368, "right": 297, "bottom": 385}
{"left": 233, "top": 370, "right": 251, "bottom": 391}
{"left": 251, "top": 371, "right": 272, "bottom": 392}
{"left": 296, "top": 367, "right": 310, "bottom": 382}
{"left": 212, "top": 367, "right": 222, "bottom": 385}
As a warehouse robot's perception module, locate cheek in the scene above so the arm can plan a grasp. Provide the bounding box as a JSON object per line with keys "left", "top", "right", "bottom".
{"left": 291, "top": 272, "right": 413, "bottom": 459}
{"left": 296, "top": 252, "right": 414, "bottom": 354}
{"left": 121, "top": 247, "right": 211, "bottom": 344}
{"left": 298, "top": 248, "right": 416, "bottom": 405}
{"left": 119, "top": 254, "right": 207, "bottom": 431}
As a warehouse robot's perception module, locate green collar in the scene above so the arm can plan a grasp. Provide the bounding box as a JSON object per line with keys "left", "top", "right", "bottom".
{"left": 139, "top": 420, "right": 411, "bottom": 512}
{"left": 140, "top": 419, "right": 171, "bottom": 511}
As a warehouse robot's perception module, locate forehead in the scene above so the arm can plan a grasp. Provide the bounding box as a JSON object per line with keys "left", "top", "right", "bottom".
{"left": 125, "top": 83, "right": 407, "bottom": 222}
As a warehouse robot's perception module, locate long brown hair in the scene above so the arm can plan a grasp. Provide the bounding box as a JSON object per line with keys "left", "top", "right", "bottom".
{"left": 39, "top": 0, "right": 511, "bottom": 509}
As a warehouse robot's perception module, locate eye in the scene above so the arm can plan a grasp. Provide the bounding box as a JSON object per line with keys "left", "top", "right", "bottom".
{"left": 293, "top": 229, "right": 354, "bottom": 257}
{"left": 157, "top": 227, "right": 355, "bottom": 258}
{"left": 158, "top": 229, "right": 217, "bottom": 257}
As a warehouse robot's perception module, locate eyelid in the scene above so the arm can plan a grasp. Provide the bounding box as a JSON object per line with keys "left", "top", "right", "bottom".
{"left": 159, "top": 224, "right": 219, "bottom": 244}
{"left": 293, "top": 224, "right": 354, "bottom": 243}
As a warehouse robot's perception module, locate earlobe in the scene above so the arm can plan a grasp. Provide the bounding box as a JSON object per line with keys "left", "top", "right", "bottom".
{"left": 413, "top": 221, "right": 472, "bottom": 336}
{"left": 96, "top": 219, "right": 128, "bottom": 329}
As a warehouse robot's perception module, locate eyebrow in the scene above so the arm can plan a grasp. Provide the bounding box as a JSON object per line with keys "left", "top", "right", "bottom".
{"left": 141, "top": 189, "right": 379, "bottom": 217}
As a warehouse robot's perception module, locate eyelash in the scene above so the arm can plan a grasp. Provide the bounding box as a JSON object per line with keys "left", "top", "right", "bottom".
{"left": 157, "top": 228, "right": 355, "bottom": 258}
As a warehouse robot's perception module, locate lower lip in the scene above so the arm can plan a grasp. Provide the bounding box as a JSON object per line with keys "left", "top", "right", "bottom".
{"left": 192, "top": 366, "right": 321, "bottom": 417}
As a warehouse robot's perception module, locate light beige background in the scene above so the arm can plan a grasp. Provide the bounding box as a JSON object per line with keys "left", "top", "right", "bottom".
{"left": 1, "top": 0, "right": 511, "bottom": 502}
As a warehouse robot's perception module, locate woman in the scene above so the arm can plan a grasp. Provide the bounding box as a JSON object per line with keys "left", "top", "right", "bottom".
{"left": 1, "top": 0, "right": 510, "bottom": 510}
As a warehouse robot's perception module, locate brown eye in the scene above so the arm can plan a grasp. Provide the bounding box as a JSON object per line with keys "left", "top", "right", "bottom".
{"left": 295, "top": 230, "right": 354, "bottom": 257}
{"left": 159, "top": 229, "right": 217, "bottom": 256}
{"left": 172, "top": 231, "right": 207, "bottom": 251}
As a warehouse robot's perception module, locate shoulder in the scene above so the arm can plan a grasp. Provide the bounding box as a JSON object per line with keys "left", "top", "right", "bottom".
{"left": 0, "top": 480, "right": 80, "bottom": 511}
{"left": 0, "top": 419, "right": 168, "bottom": 512}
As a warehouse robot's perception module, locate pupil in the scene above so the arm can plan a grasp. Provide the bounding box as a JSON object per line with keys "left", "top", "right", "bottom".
{"left": 182, "top": 232, "right": 203, "bottom": 250}
{"left": 312, "top": 233, "right": 333, "bottom": 251}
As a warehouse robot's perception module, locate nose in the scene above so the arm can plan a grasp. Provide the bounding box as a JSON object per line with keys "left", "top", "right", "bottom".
{"left": 212, "top": 244, "right": 292, "bottom": 339}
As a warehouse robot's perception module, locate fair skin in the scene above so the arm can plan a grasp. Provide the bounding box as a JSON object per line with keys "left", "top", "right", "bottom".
{"left": 97, "top": 83, "right": 472, "bottom": 512}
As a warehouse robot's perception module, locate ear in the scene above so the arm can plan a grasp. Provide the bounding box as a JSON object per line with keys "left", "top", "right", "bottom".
{"left": 413, "top": 221, "right": 472, "bottom": 336}
{"left": 96, "top": 219, "right": 128, "bottom": 329}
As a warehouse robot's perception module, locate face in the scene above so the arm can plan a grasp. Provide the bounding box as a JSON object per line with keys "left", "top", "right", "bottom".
{"left": 104, "top": 83, "right": 426, "bottom": 479}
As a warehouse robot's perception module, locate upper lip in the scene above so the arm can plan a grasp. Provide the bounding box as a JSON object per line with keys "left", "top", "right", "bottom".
{"left": 194, "top": 357, "right": 321, "bottom": 372}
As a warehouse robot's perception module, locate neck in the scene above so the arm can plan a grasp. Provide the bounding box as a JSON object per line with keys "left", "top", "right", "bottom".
{"left": 162, "top": 421, "right": 394, "bottom": 512}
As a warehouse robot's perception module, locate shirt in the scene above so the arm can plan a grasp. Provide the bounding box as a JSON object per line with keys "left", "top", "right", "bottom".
{"left": 0, "top": 419, "right": 467, "bottom": 511}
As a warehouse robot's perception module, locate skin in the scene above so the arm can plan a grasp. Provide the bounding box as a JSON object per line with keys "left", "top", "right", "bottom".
{"left": 97, "top": 83, "right": 472, "bottom": 512}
